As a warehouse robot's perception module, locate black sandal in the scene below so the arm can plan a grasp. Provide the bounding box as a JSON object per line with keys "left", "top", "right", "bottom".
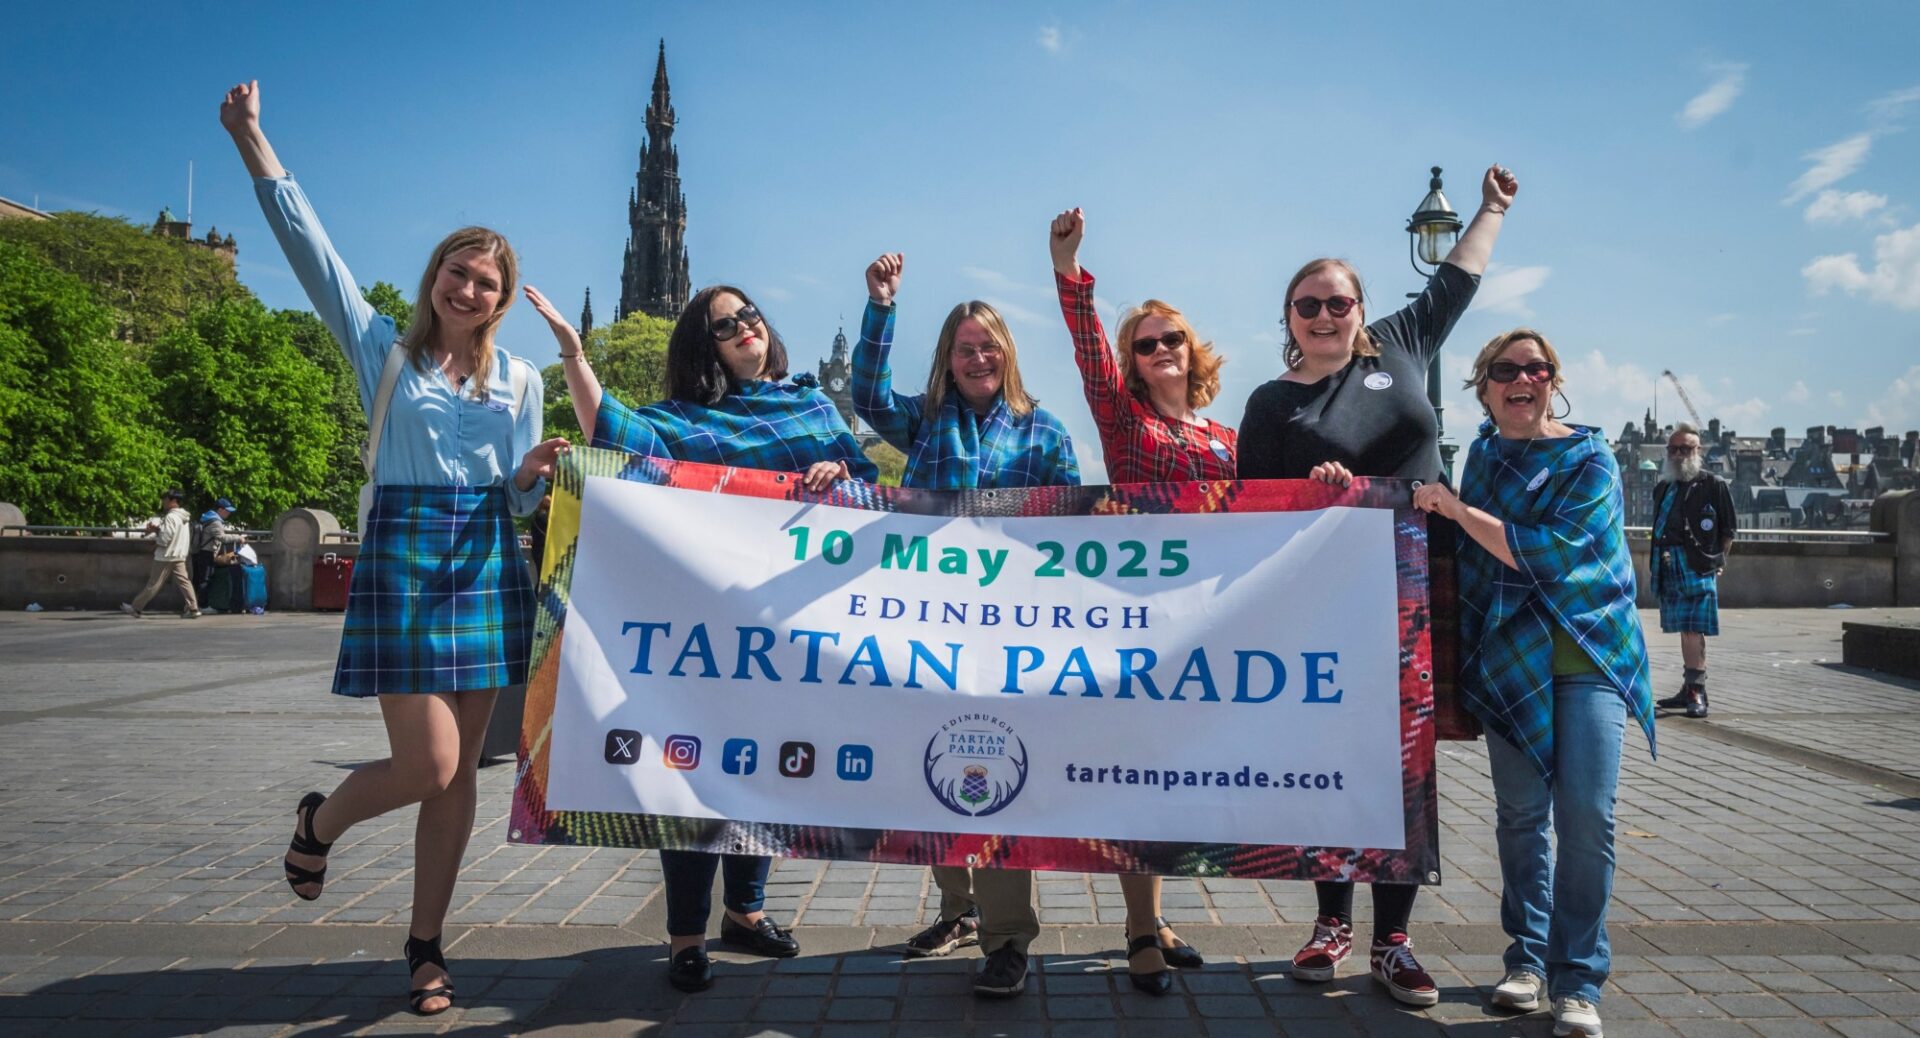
{"left": 1154, "top": 915, "right": 1206, "bottom": 969}
{"left": 404, "top": 934, "right": 457, "bottom": 1015}
{"left": 283, "top": 792, "right": 333, "bottom": 901}
{"left": 1125, "top": 931, "right": 1172, "bottom": 996}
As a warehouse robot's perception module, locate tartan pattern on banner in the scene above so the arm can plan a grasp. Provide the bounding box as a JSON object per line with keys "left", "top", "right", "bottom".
{"left": 1054, "top": 268, "right": 1238, "bottom": 484}
{"left": 591, "top": 380, "right": 879, "bottom": 481}
{"left": 1654, "top": 547, "right": 1720, "bottom": 635}
{"left": 332, "top": 485, "right": 534, "bottom": 697}
{"left": 509, "top": 448, "right": 1441, "bottom": 884}
{"left": 853, "top": 301, "right": 1081, "bottom": 490}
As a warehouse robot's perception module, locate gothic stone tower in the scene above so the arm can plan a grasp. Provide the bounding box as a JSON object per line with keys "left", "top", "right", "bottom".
{"left": 618, "top": 41, "right": 691, "bottom": 321}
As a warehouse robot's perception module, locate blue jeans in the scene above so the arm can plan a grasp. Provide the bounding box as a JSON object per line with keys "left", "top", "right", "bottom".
{"left": 661, "top": 850, "right": 770, "bottom": 937}
{"left": 1485, "top": 673, "right": 1627, "bottom": 1003}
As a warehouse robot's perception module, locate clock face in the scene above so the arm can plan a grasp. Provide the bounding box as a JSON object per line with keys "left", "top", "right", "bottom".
{"left": 829, "top": 376, "right": 847, "bottom": 393}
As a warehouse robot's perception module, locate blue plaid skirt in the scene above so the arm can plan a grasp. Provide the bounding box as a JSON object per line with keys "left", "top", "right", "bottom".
{"left": 1654, "top": 546, "right": 1719, "bottom": 636}
{"left": 332, "top": 486, "right": 534, "bottom": 697}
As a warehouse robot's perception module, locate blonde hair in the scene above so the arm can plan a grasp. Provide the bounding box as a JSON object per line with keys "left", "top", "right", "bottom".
{"left": 924, "top": 301, "right": 1035, "bottom": 422}
{"left": 1114, "top": 300, "right": 1223, "bottom": 410}
{"left": 401, "top": 226, "right": 519, "bottom": 399}
{"left": 1464, "top": 327, "right": 1566, "bottom": 413}
{"left": 1281, "top": 258, "right": 1377, "bottom": 370}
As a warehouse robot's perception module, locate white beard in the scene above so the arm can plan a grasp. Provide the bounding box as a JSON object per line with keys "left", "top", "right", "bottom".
{"left": 1660, "top": 455, "right": 1703, "bottom": 483}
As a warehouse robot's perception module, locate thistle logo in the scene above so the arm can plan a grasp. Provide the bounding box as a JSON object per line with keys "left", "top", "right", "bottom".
{"left": 924, "top": 713, "right": 1028, "bottom": 817}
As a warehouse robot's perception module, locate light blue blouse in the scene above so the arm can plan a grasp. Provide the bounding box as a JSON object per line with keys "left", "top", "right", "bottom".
{"left": 251, "top": 175, "right": 545, "bottom": 515}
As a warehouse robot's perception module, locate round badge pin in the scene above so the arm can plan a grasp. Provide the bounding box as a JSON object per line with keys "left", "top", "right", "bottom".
{"left": 1364, "top": 372, "right": 1393, "bottom": 390}
{"left": 1700, "top": 518, "right": 1714, "bottom": 531}
{"left": 1527, "top": 468, "right": 1550, "bottom": 491}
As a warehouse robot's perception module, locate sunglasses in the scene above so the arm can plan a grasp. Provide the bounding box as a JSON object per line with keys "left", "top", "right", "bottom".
{"left": 1667, "top": 444, "right": 1699, "bottom": 456}
{"left": 1289, "top": 295, "right": 1358, "bottom": 319}
{"left": 710, "top": 305, "right": 763, "bottom": 341}
{"left": 1130, "top": 329, "right": 1189, "bottom": 356}
{"left": 953, "top": 343, "right": 1004, "bottom": 363}
{"left": 1486, "top": 360, "right": 1556, "bottom": 384}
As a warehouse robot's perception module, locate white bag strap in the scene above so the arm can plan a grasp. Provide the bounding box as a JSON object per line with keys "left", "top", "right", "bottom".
{"left": 509, "top": 356, "right": 531, "bottom": 420}
{"left": 360, "top": 341, "right": 407, "bottom": 478}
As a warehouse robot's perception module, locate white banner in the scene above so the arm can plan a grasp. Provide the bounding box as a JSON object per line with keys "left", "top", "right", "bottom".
{"left": 548, "top": 475, "right": 1405, "bottom": 850}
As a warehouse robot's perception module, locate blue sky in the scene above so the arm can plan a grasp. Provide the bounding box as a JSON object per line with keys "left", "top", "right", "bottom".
{"left": 6, "top": 1, "right": 1918, "bottom": 481}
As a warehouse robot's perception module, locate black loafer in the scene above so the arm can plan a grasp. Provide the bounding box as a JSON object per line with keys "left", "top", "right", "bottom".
{"left": 1153, "top": 916, "right": 1205, "bottom": 969}
{"left": 721, "top": 914, "right": 800, "bottom": 958}
{"left": 666, "top": 946, "right": 713, "bottom": 992}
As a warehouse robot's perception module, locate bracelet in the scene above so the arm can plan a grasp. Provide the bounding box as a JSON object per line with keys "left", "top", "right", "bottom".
{"left": 1481, "top": 202, "right": 1507, "bottom": 215}
{"left": 560, "top": 352, "right": 584, "bottom": 360}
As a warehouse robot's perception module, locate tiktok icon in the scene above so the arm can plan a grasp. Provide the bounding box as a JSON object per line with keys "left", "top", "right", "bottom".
{"left": 778, "top": 741, "right": 815, "bottom": 778}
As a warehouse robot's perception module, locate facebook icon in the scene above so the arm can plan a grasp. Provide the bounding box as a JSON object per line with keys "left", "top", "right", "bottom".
{"left": 721, "top": 738, "right": 758, "bottom": 776}
{"left": 836, "top": 744, "right": 874, "bottom": 781}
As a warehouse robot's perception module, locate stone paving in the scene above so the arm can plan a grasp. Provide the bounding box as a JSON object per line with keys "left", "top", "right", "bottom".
{"left": 0, "top": 607, "right": 1917, "bottom": 1035}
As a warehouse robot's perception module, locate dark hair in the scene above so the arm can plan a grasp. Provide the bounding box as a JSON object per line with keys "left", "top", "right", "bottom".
{"left": 666, "top": 285, "right": 789, "bottom": 404}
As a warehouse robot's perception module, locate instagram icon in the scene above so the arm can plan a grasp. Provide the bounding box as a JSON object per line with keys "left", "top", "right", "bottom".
{"left": 661, "top": 735, "right": 702, "bottom": 770}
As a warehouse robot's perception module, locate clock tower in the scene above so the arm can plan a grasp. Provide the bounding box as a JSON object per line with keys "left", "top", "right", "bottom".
{"left": 816, "top": 325, "right": 856, "bottom": 431}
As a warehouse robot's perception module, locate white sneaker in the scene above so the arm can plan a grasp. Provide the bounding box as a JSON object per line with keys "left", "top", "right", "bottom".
{"left": 1552, "top": 995, "right": 1602, "bottom": 1037}
{"left": 1490, "top": 969, "right": 1543, "bottom": 1011}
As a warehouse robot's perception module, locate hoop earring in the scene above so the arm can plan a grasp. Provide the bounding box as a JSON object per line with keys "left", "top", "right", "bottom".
{"left": 1552, "top": 389, "right": 1572, "bottom": 420}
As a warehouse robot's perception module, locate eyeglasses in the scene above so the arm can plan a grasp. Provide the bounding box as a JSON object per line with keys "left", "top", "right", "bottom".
{"left": 1667, "top": 444, "right": 1699, "bottom": 456}
{"left": 953, "top": 343, "right": 1004, "bottom": 362}
{"left": 1289, "top": 295, "right": 1358, "bottom": 320}
{"left": 709, "top": 305, "right": 763, "bottom": 341}
{"left": 1130, "top": 329, "right": 1188, "bottom": 356}
{"left": 1486, "top": 360, "right": 1556, "bottom": 384}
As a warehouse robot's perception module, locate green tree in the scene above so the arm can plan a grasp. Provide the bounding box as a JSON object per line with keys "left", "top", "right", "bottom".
{"left": 279, "top": 309, "right": 367, "bottom": 520}
{"left": 0, "top": 211, "right": 245, "bottom": 349}
{"left": 864, "top": 440, "right": 905, "bottom": 487}
{"left": 361, "top": 281, "right": 413, "bottom": 333}
{"left": 541, "top": 310, "right": 672, "bottom": 442}
{"left": 0, "top": 241, "right": 171, "bottom": 524}
{"left": 149, "top": 298, "right": 335, "bottom": 521}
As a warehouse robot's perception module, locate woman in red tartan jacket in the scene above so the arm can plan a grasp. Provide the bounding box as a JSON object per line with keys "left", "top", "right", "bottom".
{"left": 1048, "top": 207, "right": 1232, "bottom": 996}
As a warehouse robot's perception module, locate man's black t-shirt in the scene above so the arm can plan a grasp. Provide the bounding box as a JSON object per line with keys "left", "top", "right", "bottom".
{"left": 1236, "top": 262, "right": 1480, "bottom": 484}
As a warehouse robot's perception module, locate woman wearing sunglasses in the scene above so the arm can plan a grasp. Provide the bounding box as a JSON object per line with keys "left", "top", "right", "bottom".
{"left": 1237, "top": 164, "right": 1517, "bottom": 1007}
{"left": 533, "top": 282, "right": 876, "bottom": 993}
{"left": 1048, "top": 207, "right": 1228, "bottom": 996}
{"left": 225, "top": 81, "right": 568, "bottom": 1017}
{"left": 1411, "top": 330, "right": 1652, "bottom": 1038}
{"left": 851, "top": 253, "right": 1078, "bottom": 999}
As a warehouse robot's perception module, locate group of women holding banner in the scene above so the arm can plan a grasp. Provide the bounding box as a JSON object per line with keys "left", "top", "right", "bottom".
{"left": 230, "top": 77, "right": 1647, "bottom": 1037}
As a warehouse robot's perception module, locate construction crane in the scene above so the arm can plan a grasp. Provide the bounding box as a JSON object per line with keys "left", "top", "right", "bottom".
{"left": 1659, "top": 369, "right": 1703, "bottom": 428}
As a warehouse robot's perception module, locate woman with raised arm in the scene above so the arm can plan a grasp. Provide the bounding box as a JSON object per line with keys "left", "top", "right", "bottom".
{"left": 524, "top": 281, "right": 874, "bottom": 994}
{"left": 1048, "top": 207, "right": 1227, "bottom": 996}
{"left": 224, "top": 81, "right": 567, "bottom": 1017}
{"left": 849, "top": 252, "right": 1077, "bottom": 1000}
{"left": 1237, "top": 165, "right": 1518, "bottom": 1009}
{"left": 1412, "top": 329, "right": 1653, "bottom": 1038}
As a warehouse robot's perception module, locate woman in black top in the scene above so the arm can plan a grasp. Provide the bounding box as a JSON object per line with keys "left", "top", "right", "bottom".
{"left": 1239, "top": 164, "right": 1519, "bottom": 1007}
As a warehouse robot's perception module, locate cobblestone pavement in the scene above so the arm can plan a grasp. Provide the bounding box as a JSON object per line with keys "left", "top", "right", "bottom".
{"left": 0, "top": 607, "right": 1916, "bottom": 1036}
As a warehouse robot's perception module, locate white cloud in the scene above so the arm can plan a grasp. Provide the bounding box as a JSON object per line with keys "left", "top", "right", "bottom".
{"left": 961, "top": 265, "right": 1025, "bottom": 293}
{"left": 1783, "top": 133, "right": 1872, "bottom": 203}
{"left": 1708, "top": 312, "right": 1738, "bottom": 325}
{"left": 1829, "top": 390, "right": 1848, "bottom": 408}
{"left": 1786, "top": 380, "right": 1810, "bottom": 404}
{"left": 1037, "top": 24, "right": 1063, "bottom": 53}
{"left": 756, "top": 285, "right": 795, "bottom": 303}
{"left": 1676, "top": 64, "right": 1747, "bottom": 129}
{"left": 1468, "top": 263, "right": 1551, "bottom": 317}
{"left": 980, "top": 296, "right": 1047, "bottom": 327}
{"left": 1867, "top": 85, "right": 1920, "bottom": 125}
{"left": 1860, "top": 365, "right": 1920, "bottom": 429}
{"left": 1802, "top": 220, "right": 1920, "bottom": 310}
{"left": 1804, "top": 189, "right": 1888, "bottom": 224}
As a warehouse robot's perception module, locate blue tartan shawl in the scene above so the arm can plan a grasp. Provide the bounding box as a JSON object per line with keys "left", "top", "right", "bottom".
{"left": 853, "top": 302, "right": 1081, "bottom": 490}
{"left": 1456, "top": 421, "right": 1655, "bottom": 782}
{"left": 591, "top": 376, "right": 880, "bottom": 482}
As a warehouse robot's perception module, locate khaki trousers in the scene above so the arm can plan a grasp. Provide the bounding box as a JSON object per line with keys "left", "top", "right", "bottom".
{"left": 131, "top": 560, "right": 198, "bottom": 614}
{"left": 932, "top": 865, "right": 1038, "bottom": 953}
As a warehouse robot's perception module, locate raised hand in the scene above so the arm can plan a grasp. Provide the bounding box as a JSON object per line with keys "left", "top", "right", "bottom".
{"left": 1482, "top": 164, "right": 1519, "bottom": 211}
{"left": 220, "top": 80, "right": 261, "bottom": 135}
{"left": 865, "top": 252, "right": 904, "bottom": 306}
{"left": 524, "top": 286, "right": 584, "bottom": 357}
{"left": 1049, "top": 207, "right": 1085, "bottom": 277}
{"left": 517, "top": 436, "right": 573, "bottom": 488}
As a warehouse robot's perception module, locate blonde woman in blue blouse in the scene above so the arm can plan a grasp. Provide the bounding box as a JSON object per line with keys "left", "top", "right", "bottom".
{"left": 223, "top": 81, "right": 568, "bottom": 1016}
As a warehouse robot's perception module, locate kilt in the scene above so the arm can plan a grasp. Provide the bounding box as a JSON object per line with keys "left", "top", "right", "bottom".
{"left": 1653, "top": 546, "right": 1719, "bottom": 636}
{"left": 332, "top": 485, "right": 534, "bottom": 697}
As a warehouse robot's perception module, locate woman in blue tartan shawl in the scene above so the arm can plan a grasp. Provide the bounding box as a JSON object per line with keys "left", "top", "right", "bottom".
{"left": 534, "top": 283, "right": 885, "bottom": 992}
{"left": 1413, "top": 329, "right": 1653, "bottom": 1036}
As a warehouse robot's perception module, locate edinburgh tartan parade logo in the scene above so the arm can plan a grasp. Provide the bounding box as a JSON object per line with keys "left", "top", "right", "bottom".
{"left": 924, "top": 713, "right": 1028, "bottom": 818}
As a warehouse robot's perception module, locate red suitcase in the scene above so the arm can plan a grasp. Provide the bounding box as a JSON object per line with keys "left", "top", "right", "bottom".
{"left": 313, "top": 553, "right": 354, "bottom": 611}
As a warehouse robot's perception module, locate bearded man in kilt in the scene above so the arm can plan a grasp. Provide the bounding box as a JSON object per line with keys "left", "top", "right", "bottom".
{"left": 1651, "top": 424, "right": 1737, "bottom": 718}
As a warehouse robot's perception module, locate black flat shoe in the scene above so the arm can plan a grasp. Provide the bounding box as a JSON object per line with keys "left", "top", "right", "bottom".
{"left": 667, "top": 946, "right": 713, "bottom": 992}
{"left": 284, "top": 792, "right": 332, "bottom": 901}
{"left": 404, "top": 934, "right": 456, "bottom": 1015}
{"left": 1154, "top": 916, "right": 1205, "bottom": 969}
{"left": 1126, "top": 932, "right": 1173, "bottom": 996}
{"left": 721, "top": 914, "right": 800, "bottom": 958}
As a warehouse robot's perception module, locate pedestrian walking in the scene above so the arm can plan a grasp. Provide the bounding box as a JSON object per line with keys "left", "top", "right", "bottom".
{"left": 120, "top": 488, "right": 201, "bottom": 619}
{"left": 1650, "top": 423, "right": 1736, "bottom": 718}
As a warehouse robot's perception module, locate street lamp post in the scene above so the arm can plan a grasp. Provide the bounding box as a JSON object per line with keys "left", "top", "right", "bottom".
{"left": 1407, "top": 166, "right": 1464, "bottom": 480}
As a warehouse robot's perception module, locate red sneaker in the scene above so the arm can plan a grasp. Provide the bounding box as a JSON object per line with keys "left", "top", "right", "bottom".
{"left": 1371, "top": 932, "right": 1438, "bottom": 1006}
{"left": 1291, "top": 915, "right": 1352, "bottom": 982}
